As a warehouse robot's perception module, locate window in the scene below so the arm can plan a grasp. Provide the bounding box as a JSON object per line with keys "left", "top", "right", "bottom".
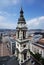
{"left": 17, "top": 44, "right": 19, "bottom": 47}
{"left": 18, "top": 31, "right": 19, "bottom": 38}
{"left": 12, "top": 49, "right": 15, "bottom": 54}
{"left": 40, "top": 51, "right": 42, "bottom": 55}
{"left": 23, "top": 44, "right": 26, "bottom": 48}
{"left": 23, "top": 31, "right": 26, "bottom": 39}
{"left": 37, "top": 49, "right": 39, "bottom": 53}
{"left": 33, "top": 47, "right": 36, "bottom": 53}
{"left": 21, "top": 60, "right": 23, "bottom": 62}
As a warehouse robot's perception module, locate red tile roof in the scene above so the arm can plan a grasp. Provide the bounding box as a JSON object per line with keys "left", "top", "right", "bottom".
{"left": 38, "top": 38, "right": 44, "bottom": 45}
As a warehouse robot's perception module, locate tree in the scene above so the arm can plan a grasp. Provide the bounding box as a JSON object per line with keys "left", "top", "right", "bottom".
{"left": 41, "top": 58, "right": 44, "bottom": 65}
{"left": 34, "top": 53, "right": 41, "bottom": 61}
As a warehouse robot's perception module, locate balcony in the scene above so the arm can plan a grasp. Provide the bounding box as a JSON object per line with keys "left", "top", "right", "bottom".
{"left": 17, "top": 24, "right": 27, "bottom": 28}
{"left": 19, "top": 45, "right": 28, "bottom": 52}
{"left": 16, "top": 38, "right": 29, "bottom": 43}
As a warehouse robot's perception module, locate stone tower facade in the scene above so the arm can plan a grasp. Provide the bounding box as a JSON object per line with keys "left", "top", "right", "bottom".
{"left": 15, "top": 8, "right": 30, "bottom": 65}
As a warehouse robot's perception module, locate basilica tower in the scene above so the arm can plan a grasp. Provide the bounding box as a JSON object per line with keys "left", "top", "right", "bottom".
{"left": 15, "top": 8, "right": 30, "bottom": 65}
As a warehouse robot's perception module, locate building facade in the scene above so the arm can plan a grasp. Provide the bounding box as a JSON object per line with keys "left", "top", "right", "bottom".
{"left": 30, "top": 37, "right": 44, "bottom": 58}
{"left": 0, "top": 34, "right": 15, "bottom": 56}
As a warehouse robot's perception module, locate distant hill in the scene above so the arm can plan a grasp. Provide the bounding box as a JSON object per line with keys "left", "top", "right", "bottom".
{"left": 28, "top": 29, "right": 44, "bottom": 33}
{"left": 0, "top": 29, "right": 16, "bottom": 32}
{"left": 0, "top": 29, "right": 44, "bottom": 34}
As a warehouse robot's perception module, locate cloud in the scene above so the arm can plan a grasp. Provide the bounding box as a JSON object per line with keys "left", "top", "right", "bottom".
{"left": 25, "top": 0, "right": 35, "bottom": 5}
{"left": 0, "top": 11, "right": 16, "bottom": 17}
{"left": 27, "top": 16, "right": 44, "bottom": 29}
{"left": 0, "top": 11, "right": 10, "bottom": 16}
{"left": 0, "top": 14, "right": 44, "bottom": 29}
{"left": 0, "top": 11, "right": 17, "bottom": 29}
{"left": 0, "top": 0, "right": 20, "bottom": 7}
{"left": 11, "top": 0, "right": 20, "bottom": 4}
{"left": 0, "top": 15, "right": 17, "bottom": 29}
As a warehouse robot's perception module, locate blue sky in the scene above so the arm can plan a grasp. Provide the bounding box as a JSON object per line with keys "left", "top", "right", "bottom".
{"left": 0, "top": 0, "right": 44, "bottom": 29}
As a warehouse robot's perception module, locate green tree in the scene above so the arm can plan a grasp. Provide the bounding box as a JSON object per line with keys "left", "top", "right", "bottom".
{"left": 34, "top": 53, "right": 41, "bottom": 61}
{"left": 41, "top": 58, "right": 44, "bottom": 65}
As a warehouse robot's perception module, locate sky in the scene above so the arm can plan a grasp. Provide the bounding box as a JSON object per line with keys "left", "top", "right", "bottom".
{"left": 0, "top": 0, "right": 44, "bottom": 29}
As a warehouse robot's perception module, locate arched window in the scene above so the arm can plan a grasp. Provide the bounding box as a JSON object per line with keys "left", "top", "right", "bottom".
{"left": 18, "top": 31, "right": 19, "bottom": 38}
{"left": 23, "top": 31, "right": 26, "bottom": 39}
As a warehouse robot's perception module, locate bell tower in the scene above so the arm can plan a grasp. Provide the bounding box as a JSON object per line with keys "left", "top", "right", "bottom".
{"left": 16, "top": 7, "right": 27, "bottom": 40}
{"left": 15, "top": 8, "right": 30, "bottom": 65}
